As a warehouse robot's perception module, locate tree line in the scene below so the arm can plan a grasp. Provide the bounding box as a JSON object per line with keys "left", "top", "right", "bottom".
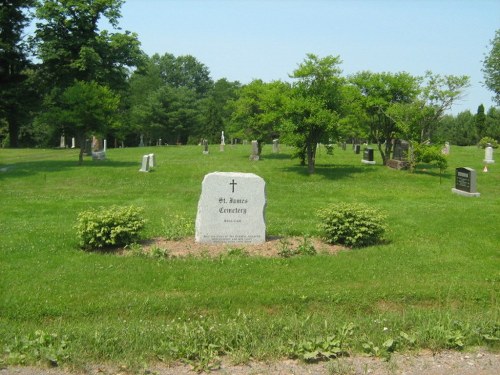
{"left": 1, "top": 1, "right": 499, "bottom": 170}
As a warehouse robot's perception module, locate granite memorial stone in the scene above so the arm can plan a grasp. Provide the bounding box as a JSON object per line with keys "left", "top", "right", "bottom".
{"left": 362, "top": 147, "right": 375, "bottom": 164}
{"left": 139, "top": 155, "right": 150, "bottom": 172}
{"left": 451, "top": 167, "right": 480, "bottom": 197}
{"left": 484, "top": 145, "right": 494, "bottom": 164}
{"left": 250, "top": 140, "right": 259, "bottom": 160}
{"left": 195, "top": 172, "right": 266, "bottom": 244}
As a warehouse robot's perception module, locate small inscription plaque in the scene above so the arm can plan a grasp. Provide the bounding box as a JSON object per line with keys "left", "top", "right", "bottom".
{"left": 195, "top": 172, "right": 266, "bottom": 244}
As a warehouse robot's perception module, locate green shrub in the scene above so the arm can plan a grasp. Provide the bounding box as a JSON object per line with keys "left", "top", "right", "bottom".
{"left": 75, "top": 205, "right": 146, "bottom": 250}
{"left": 478, "top": 136, "right": 498, "bottom": 149}
{"left": 317, "top": 203, "right": 387, "bottom": 248}
{"left": 412, "top": 144, "right": 448, "bottom": 172}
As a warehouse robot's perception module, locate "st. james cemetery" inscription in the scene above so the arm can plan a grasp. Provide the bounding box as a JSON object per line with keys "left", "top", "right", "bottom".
{"left": 195, "top": 172, "right": 266, "bottom": 244}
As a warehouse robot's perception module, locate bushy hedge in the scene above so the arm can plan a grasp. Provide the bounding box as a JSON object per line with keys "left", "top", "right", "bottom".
{"left": 75, "top": 205, "right": 146, "bottom": 250}
{"left": 317, "top": 203, "right": 387, "bottom": 248}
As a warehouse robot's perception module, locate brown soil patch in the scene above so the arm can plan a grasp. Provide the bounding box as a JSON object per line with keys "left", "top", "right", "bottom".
{"left": 130, "top": 236, "right": 345, "bottom": 258}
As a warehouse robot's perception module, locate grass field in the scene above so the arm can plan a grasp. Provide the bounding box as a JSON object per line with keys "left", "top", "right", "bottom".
{"left": 1, "top": 144, "right": 499, "bottom": 369}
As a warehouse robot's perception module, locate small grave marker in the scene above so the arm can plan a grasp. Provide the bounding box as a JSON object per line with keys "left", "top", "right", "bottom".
{"left": 220, "top": 131, "right": 225, "bottom": 152}
{"left": 249, "top": 140, "right": 259, "bottom": 160}
{"left": 195, "top": 172, "right": 266, "bottom": 244}
{"left": 139, "top": 155, "right": 150, "bottom": 172}
{"left": 203, "top": 139, "right": 209, "bottom": 154}
{"left": 483, "top": 144, "right": 494, "bottom": 164}
{"left": 148, "top": 153, "right": 155, "bottom": 168}
{"left": 354, "top": 144, "right": 361, "bottom": 154}
{"left": 272, "top": 139, "right": 279, "bottom": 153}
{"left": 71, "top": 137, "right": 76, "bottom": 149}
{"left": 362, "top": 147, "right": 376, "bottom": 164}
{"left": 451, "top": 167, "right": 480, "bottom": 197}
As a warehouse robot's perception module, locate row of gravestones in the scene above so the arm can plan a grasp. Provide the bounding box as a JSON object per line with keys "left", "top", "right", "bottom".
{"left": 200, "top": 139, "right": 278, "bottom": 160}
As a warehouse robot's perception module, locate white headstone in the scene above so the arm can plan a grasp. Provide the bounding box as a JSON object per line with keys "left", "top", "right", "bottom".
{"left": 195, "top": 172, "right": 266, "bottom": 244}
{"left": 139, "top": 155, "right": 150, "bottom": 172}
{"left": 249, "top": 140, "right": 259, "bottom": 160}
{"left": 103, "top": 139, "right": 107, "bottom": 152}
{"left": 272, "top": 139, "right": 279, "bottom": 153}
{"left": 442, "top": 142, "right": 450, "bottom": 155}
{"left": 148, "top": 153, "right": 155, "bottom": 168}
{"left": 71, "top": 137, "right": 76, "bottom": 149}
{"left": 484, "top": 145, "right": 494, "bottom": 164}
{"left": 60, "top": 136, "right": 65, "bottom": 148}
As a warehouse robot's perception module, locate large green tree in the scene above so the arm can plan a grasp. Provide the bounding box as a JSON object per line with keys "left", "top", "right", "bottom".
{"left": 0, "top": 0, "right": 36, "bottom": 147}
{"left": 286, "top": 54, "right": 344, "bottom": 173}
{"left": 482, "top": 29, "right": 500, "bottom": 105}
{"left": 350, "top": 71, "right": 420, "bottom": 164}
{"left": 387, "top": 72, "right": 470, "bottom": 143}
{"left": 41, "top": 81, "right": 119, "bottom": 163}
{"left": 32, "top": 0, "right": 142, "bottom": 90}
{"left": 229, "top": 79, "right": 290, "bottom": 154}
{"left": 31, "top": 0, "right": 142, "bottom": 151}
{"left": 128, "top": 53, "right": 215, "bottom": 143}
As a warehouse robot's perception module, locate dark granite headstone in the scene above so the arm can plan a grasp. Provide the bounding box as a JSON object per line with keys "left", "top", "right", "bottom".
{"left": 355, "top": 144, "right": 361, "bottom": 154}
{"left": 452, "top": 167, "right": 480, "bottom": 197}
{"left": 393, "top": 140, "right": 409, "bottom": 161}
{"left": 363, "top": 148, "right": 374, "bottom": 161}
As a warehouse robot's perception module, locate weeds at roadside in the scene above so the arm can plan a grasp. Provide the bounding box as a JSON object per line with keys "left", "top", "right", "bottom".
{"left": 3, "top": 331, "right": 70, "bottom": 367}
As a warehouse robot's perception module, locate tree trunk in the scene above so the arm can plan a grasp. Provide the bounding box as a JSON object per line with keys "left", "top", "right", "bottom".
{"left": 77, "top": 133, "right": 85, "bottom": 165}
{"left": 7, "top": 116, "right": 19, "bottom": 148}
{"left": 307, "top": 141, "right": 316, "bottom": 174}
{"left": 378, "top": 142, "right": 387, "bottom": 165}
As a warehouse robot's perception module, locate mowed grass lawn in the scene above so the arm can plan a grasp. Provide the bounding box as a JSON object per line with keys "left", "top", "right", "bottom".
{"left": 0, "top": 144, "right": 499, "bottom": 368}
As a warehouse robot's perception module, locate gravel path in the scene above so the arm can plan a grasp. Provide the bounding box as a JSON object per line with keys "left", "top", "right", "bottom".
{"left": 2, "top": 350, "right": 500, "bottom": 375}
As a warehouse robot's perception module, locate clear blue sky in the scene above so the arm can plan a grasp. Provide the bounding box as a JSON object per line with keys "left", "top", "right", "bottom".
{"left": 117, "top": 0, "right": 499, "bottom": 114}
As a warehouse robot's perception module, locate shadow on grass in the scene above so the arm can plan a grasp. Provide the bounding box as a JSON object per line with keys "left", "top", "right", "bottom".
{"left": 413, "top": 165, "right": 453, "bottom": 179}
{"left": 282, "top": 162, "right": 379, "bottom": 179}
{"left": 0, "top": 159, "right": 139, "bottom": 179}
{"left": 262, "top": 153, "right": 294, "bottom": 160}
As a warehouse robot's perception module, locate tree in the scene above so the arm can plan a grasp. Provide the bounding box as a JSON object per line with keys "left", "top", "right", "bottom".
{"left": 127, "top": 53, "right": 215, "bottom": 143}
{"left": 42, "top": 81, "right": 119, "bottom": 164}
{"left": 150, "top": 53, "right": 213, "bottom": 96}
{"left": 30, "top": 0, "right": 142, "bottom": 152}
{"left": 281, "top": 94, "right": 339, "bottom": 172}
{"left": 350, "top": 71, "right": 420, "bottom": 165}
{"left": 475, "top": 104, "right": 486, "bottom": 139}
{"left": 484, "top": 106, "right": 500, "bottom": 140}
{"left": 286, "top": 54, "right": 344, "bottom": 173}
{"left": 0, "top": 0, "right": 36, "bottom": 147}
{"left": 482, "top": 29, "right": 500, "bottom": 105}
{"left": 132, "top": 85, "right": 201, "bottom": 145}
{"left": 229, "top": 79, "right": 290, "bottom": 154}
{"left": 32, "top": 0, "right": 142, "bottom": 91}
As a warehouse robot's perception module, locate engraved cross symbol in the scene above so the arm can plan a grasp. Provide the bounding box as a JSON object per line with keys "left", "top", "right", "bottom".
{"left": 229, "top": 179, "right": 237, "bottom": 193}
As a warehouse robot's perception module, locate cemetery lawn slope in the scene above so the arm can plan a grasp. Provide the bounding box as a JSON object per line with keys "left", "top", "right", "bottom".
{"left": 0, "top": 145, "right": 499, "bottom": 368}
